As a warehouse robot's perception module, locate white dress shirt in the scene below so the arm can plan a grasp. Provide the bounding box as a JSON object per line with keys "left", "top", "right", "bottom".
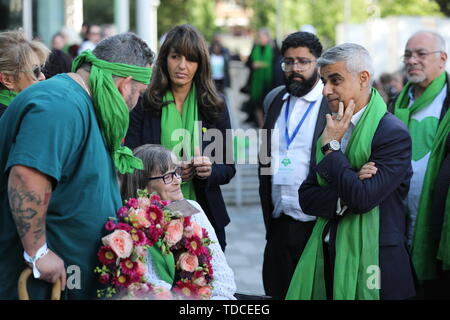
{"left": 271, "top": 80, "right": 324, "bottom": 222}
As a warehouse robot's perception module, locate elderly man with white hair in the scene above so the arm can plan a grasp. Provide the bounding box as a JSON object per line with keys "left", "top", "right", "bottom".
{"left": 393, "top": 30, "right": 450, "bottom": 299}
{"left": 286, "top": 43, "right": 416, "bottom": 300}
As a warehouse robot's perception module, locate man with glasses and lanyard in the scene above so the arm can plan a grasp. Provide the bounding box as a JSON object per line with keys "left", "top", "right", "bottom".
{"left": 392, "top": 30, "right": 450, "bottom": 299}
{"left": 258, "top": 31, "right": 330, "bottom": 299}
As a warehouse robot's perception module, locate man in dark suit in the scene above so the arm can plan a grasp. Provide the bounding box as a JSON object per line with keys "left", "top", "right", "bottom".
{"left": 258, "top": 31, "right": 330, "bottom": 299}
{"left": 290, "top": 43, "right": 416, "bottom": 299}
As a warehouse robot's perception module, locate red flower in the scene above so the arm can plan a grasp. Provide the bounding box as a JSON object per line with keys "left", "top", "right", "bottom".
{"left": 185, "top": 235, "right": 203, "bottom": 255}
{"left": 120, "top": 258, "right": 138, "bottom": 275}
{"left": 147, "top": 205, "right": 164, "bottom": 224}
{"left": 173, "top": 281, "right": 198, "bottom": 299}
{"left": 116, "top": 222, "right": 132, "bottom": 232}
{"left": 150, "top": 194, "right": 161, "bottom": 203}
{"left": 112, "top": 273, "right": 132, "bottom": 288}
{"left": 127, "top": 198, "right": 138, "bottom": 209}
{"left": 183, "top": 216, "right": 192, "bottom": 228}
{"left": 99, "top": 273, "right": 110, "bottom": 284}
{"left": 98, "top": 246, "right": 117, "bottom": 265}
{"left": 105, "top": 220, "right": 116, "bottom": 231}
{"left": 131, "top": 229, "right": 148, "bottom": 246}
{"left": 117, "top": 206, "right": 129, "bottom": 218}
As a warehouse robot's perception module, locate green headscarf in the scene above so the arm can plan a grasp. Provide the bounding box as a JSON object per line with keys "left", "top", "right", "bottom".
{"left": 394, "top": 72, "right": 450, "bottom": 280}
{"left": 71, "top": 50, "right": 152, "bottom": 174}
{"left": 286, "top": 89, "right": 386, "bottom": 300}
{"left": 160, "top": 85, "right": 199, "bottom": 201}
{"left": 0, "top": 89, "right": 17, "bottom": 107}
{"left": 250, "top": 44, "right": 273, "bottom": 103}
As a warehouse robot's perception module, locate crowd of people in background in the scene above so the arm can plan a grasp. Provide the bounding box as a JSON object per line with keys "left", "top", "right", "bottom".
{"left": 0, "top": 21, "right": 448, "bottom": 301}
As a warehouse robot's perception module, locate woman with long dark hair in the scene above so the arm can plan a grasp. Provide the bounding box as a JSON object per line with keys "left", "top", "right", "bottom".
{"left": 125, "top": 25, "right": 235, "bottom": 251}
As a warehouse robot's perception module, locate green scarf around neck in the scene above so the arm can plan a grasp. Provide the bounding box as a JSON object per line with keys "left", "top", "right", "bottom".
{"left": 394, "top": 71, "right": 450, "bottom": 280}
{"left": 286, "top": 89, "right": 386, "bottom": 300}
{"left": 250, "top": 44, "right": 273, "bottom": 103}
{"left": 410, "top": 109, "right": 450, "bottom": 280}
{"left": 394, "top": 72, "right": 446, "bottom": 127}
{"left": 160, "top": 85, "right": 199, "bottom": 201}
{"left": 71, "top": 50, "right": 152, "bottom": 174}
{"left": 0, "top": 89, "right": 17, "bottom": 107}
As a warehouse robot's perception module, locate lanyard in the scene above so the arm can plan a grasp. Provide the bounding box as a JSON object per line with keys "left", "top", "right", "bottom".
{"left": 284, "top": 96, "right": 316, "bottom": 150}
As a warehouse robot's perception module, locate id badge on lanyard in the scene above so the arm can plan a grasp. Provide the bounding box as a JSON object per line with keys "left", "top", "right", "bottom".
{"left": 273, "top": 96, "right": 316, "bottom": 186}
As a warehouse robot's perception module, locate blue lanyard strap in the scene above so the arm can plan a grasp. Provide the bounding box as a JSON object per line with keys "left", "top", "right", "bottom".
{"left": 284, "top": 96, "right": 316, "bottom": 149}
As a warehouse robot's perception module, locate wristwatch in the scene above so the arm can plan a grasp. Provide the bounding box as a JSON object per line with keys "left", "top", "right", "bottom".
{"left": 321, "top": 139, "right": 341, "bottom": 155}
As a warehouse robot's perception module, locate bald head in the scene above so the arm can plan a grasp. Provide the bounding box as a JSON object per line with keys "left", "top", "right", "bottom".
{"left": 403, "top": 30, "right": 447, "bottom": 86}
{"left": 408, "top": 31, "right": 446, "bottom": 52}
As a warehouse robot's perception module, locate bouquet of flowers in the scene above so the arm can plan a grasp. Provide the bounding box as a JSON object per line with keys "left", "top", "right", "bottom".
{"left": 94, "top": 190, "right": 214, "bottom": 300}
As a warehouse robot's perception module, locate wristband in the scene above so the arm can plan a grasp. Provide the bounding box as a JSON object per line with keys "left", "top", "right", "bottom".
{"left": 23, "top": 243, "right": 49, "bottom": 279}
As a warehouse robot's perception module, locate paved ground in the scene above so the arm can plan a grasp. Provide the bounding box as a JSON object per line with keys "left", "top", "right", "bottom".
{"left": 220, "top": 61, "right": 267, "bottom": 297}
{"left": 224, "top": 205, "right": 266, "bottom": 296}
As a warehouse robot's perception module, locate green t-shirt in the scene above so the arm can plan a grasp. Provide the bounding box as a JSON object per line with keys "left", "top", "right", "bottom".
{"left": 0, "top": 74, "right": 122, "bottom": 299}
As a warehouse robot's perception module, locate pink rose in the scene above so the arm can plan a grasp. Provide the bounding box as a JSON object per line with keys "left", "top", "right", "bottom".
{"left": 138, "top": 197, "right": 150, "bottom": 209}
{"left": 198, "top": 286, "right": 212, "bottom": 299}
{"left": 153, "top": 286, "right": 173, "bottom": 300}
{"left": 102, "top": 229, "right": 133, "bottom": 259}
{"left": 135, "top": 259, "right": 148, "bottom": 277}
{"left": 191, "top": 222, "right": 203, "bottom": 239}
{"left": 164, "top": 219, "right": 184, "bottom": 246}
{"left": 129, "top": 208, "right": 151, "bottom": 229}
{"left": 177, "top": 252, "right": 198, "bottom": 272}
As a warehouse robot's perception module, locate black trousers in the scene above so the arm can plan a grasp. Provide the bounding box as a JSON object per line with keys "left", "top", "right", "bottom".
{"left": 262, "top": 214, "right": 315, "bottom": 299}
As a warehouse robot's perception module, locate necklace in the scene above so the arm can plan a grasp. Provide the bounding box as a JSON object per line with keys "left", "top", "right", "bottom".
{"left": 73, "top": 73, "right": 91, "bottom": 97}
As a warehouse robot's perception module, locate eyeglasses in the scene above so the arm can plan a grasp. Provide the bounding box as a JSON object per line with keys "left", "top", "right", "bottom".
{"left": 281, "top": 58, "right": 316, "bottom": 72}
{"left": 401, "top": 50, "right": 442, "bottom": 63}
{"left": 31, "top": 65, "right": 42, "bottom": 79}
{"left": 148, "top": 167, "right": 182, "bottom": 184}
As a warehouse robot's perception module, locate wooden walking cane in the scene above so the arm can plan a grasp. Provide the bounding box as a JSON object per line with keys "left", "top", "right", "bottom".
{"left": 18, "top": 268, "right": 61, "bottom": 300}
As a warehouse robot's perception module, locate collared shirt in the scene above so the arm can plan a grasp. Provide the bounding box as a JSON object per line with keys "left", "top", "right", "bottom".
{"left": 271, "top": 80, "right": 324, "bottom": 222}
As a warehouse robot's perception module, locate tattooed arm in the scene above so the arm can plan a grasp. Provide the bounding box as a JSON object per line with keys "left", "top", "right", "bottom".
{"left": 8, "top": 165, "right": 66, "bottom": 289}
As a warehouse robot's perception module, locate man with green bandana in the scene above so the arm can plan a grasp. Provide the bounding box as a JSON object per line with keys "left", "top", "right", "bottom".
{"left": 286, "top": 43, "right": 415, "bottom": 300}
{"left": 0, "top": 33, "right": 154, "bottom": 299}
{"left": 393, "top": 31, "right": 450, "bottom": 299}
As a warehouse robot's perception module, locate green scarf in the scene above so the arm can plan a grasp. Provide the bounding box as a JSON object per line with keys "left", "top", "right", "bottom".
{"left": 71, "top": 50, "right": 152, "bottom": 174}
{"left": 148, "top": 239, "right": 175, "bottom": 285}
{"left": 286, "top": 89, "right": 386, "bottom": 300}
{"left": 250, "top": 44, "right": 273, "bottom": 103}
{"left": 410, "top": 109, "right": 450, "bottom": 280}
{"left": 394, "top": 72, "right": 446, "bottom": 127}
{"left": 0, "top": 89, "right": 17, "bottom": 106}
{"left": 394, "top": 71, "right": 450, "bottom": 280}
{"left": 160, "top": 86, "right": 199, "bottom": 201}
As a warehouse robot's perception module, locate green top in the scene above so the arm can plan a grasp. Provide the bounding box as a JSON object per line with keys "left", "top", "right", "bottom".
{"left": 286, "top": 89, "right": 386, "bottom": 300}
{"left": 250, "top": 44, "right": 273, "bottom": 104}
{"left": 0, "top": 74, "right": 122, "bottom": 299}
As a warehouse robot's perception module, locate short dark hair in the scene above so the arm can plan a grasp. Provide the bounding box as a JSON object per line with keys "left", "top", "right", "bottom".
{"left": 281, "top": 32, "right": 322, "bottom": 58}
